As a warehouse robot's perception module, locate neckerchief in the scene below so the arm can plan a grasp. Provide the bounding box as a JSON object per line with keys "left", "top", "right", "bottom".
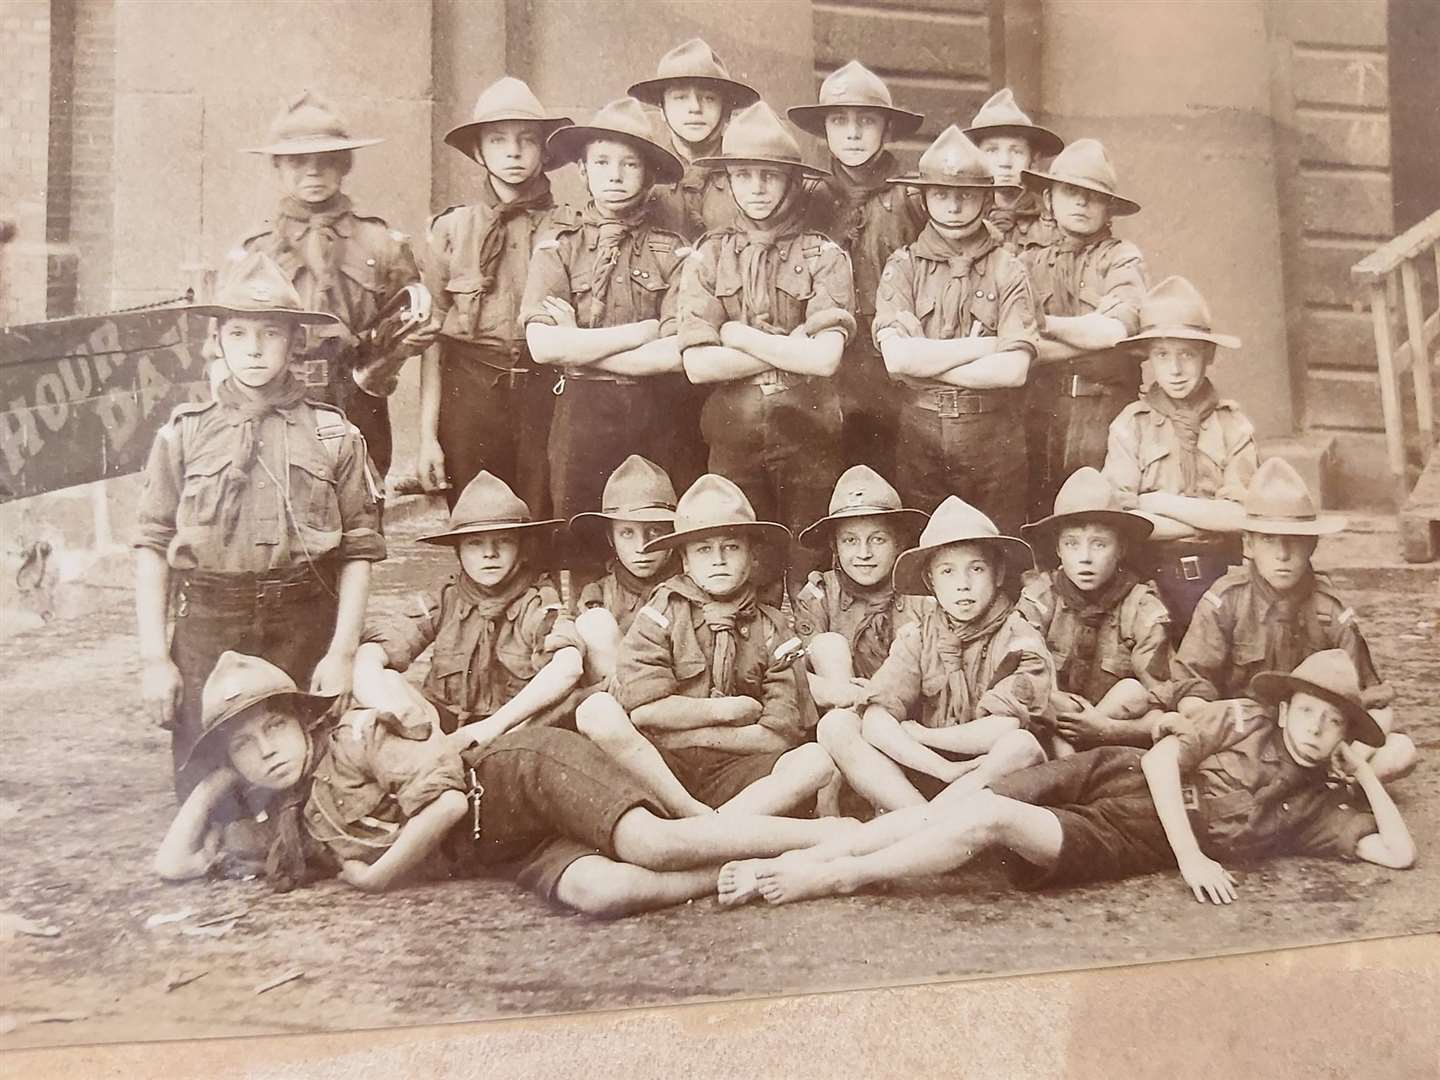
{"left": 582, "top": 198, "right": 651, "bottom": 325}
{"left": 1044, "top": 224, "right": 1112, "bottom": 314}
{"left": 1249, "top": 564, "right": 1317, "bottom": 674}
{"left": 275, "top": 194, "right": 353, "bottom": 321}
{"left": 932, "top": 593, "right": 1016, "bottom": 725}
{"left": 212, "top": 372, "right": 309, "bottom": 543}
{"left": 815, "top": 150, "right": 897, "bottom": 245}
{"left": 1053, "top": 569, "right": 1139, "bottom": 692}
{"left": 715, "top": 181, "right": 808, "bottom": 331}
{"left": 836, "top": 569, "right": 896, "bottom": 676}
{"left": 472, "top": 169, "right": 554, "bottom": 296}
{"left": 1143, "top": 378, "right": 1220, "bottom": 495}
{"left": 670, "top": 125, "right": 724, "bottom": 168}
{"left": 454, "top": 564, "right": 540, "bottom": 680}
{"left": 609, "top": 556, "right": 670, "bottom": 606}
{"left": 259, "top": 730, "right": 324, "bottom": 893}
{"left": 669, "top": 573, "right": 758, "bottom": 696}
{"left": 911, "top": 222, "right": 999, "bottom": 338}
{"left": 988, "top": 188, "right": 1044, "bottom": 236}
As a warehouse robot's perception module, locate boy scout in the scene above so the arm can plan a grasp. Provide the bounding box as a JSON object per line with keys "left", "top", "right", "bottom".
{"left": 1172, "top": 458, "right": 1417, "bottom": 781}
{"left": 1020, "top": 138, "right": 1148, "bottom": 520}
{"left": 585, "top": 475, "right": 840, "bottom": 820}
{"left": 676, "top": 101, "right": 856, "bottom": 598}
{"left": 1103, "top": 276, "right": 1257, "bottom": 635}
{"left": 1018, "top": 468, "right": 1176, "bottom": 753}
{"left": 724, "top": 650, "right": 1415, "bottom": 907}
{"left": 236, "top": 91, "right": 428, "bottom": 478}
{"left": 522, "top": 98, "right": 686, "bottom": 536}
{"left": 963, "top": 88, "right": 1064, "bottom": 254}
{"left": 872, "top": 126, "right": 1041, "bottom": 534}
{"left": 135, "top": 254, "right": 384, "bottom": 799}
{"left": 788, "top": 60, "right": 926, "bottom": 475}
{"left": 421, "top": 78, "right": 573, "bottom": 511}
{"left": 813, "top": 496, "right": 1052, "bottom": 814}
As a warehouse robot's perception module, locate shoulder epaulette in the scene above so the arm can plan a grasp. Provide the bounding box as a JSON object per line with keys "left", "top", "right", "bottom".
{"left": 428, "top": 204, "right": 466, "bottom": 230}
{"left": 1200, "top": 567, "right": 1251, "bottom": 609}
{"left": 646, "top": 229, "right": 682, "bottom": 254}
{"left": 801, "top": 570, "right": 827, "bottom": 602}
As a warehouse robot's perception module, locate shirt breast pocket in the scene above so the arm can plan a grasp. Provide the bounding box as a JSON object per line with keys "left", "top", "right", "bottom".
{"left": 178, "top": 451, "right": 231, "bottom": 526}
{"left": 1232, "top": 638, "right": 1268, "bottom": 686}
{"left": 1098, "top": 640, "right": 1136, "bottom": 682}
{"left": 968, "top": 291, "right": 999, "bottom": 336}
{"left": 775, "top": 260, "right": 816, "bottom": 309}
{"left": 288, "top": 443, "right": 341, "bottom": 532}
{"left": 444, "top": 274, "right": 486, "bottom": 333}
{"left": 340, "top": 254, "right": 385, "bottom": 302}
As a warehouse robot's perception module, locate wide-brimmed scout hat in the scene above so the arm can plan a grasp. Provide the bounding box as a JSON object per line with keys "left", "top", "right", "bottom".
{"left": 546, "top": 97, "right": 685, "bottom": 185}
{"left": 886, "top": 125, "right": 1018, "bottom": 195}
{"left": 569, "top": 455, "right": 678, "bottom": 543}
{"left": 962, "top": 88, "right": 1064, "bottom": 159}
{"left": 243, "top": 91, "right": 384, "bottom": 156}
{"left": 694, "top": 101, "right": 829, "bottom": 179}
{"left": 892, "top": 495, "right": 1034, "bottom": 596}
{"left": 178, "top": 651, "right": 335, "bottom": 772}
{"left": 418, "top": 471, "right": 563, "bottom": 546}
{"left": 1022, "top": 137, "right": 1140, "bottom": 216}
{"left": 1118, "top": 276, "right": 1242, "bottom": 351}
{"left": 787, "top": 60, "right": 924, "bottom": 139}
{"left": 443, "top": 77, "right": 574, "bottom": 156}
{"left": 187, "top": 251, "right": 339, "bottom": 326}
{"left": 1248, "top": 649, "right": 1384, "bottom": 747}
{"left": 641, "top": 473, "right": 790, "bottom": 553}
{"left": 627, "top": 38, "right": 761, "bottom": 110}
{"left": 1021, "top": 467, "right": 1154, "bottom": 561}
{"left": 1240, "top": 458, "right": 1345, "bottom": 537}
{"left": 798, "top": 465, "right": 929, "bottom": 550}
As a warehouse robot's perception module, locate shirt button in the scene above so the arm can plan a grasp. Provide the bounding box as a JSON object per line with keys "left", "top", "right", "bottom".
{"left": 257, "top": 480, "right": 267, "bottom": 488}
{"left": 975, "top": 290, "right": 984, "bottom": 298}
{"left": 794, "top": 265, "right": 803, "bottom": 273}
{"left": 1281, "top": 802, "right": 1290, "bottom": 811}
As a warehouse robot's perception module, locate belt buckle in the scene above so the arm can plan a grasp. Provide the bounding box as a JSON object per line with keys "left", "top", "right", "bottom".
{"left": 1180, "top": 555, "right": 1202, "bottom": 581}
{"left": 1181, "top": 784, "right": 1200, "bottom": 812}
{"left": 1068, "top": 373, "right": 1085, "bottom": 398}
{"left": 936, "top": 389, "right": 961, "bottom": 418}
{"left": 295, "top": 358, "right": 330, "bottom": 389}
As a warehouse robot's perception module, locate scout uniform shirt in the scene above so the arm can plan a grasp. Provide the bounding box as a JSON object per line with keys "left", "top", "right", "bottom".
{"left": 304, "top": 708, "right": 468, "bottom": 865}
{"left": 864, "top": 597, "right": 1055, "bottom": 731}
{"left": 1021, "top": 226, "right": 1146, "bottom": 341}
{"left": 646, "top": 151, "right": 738, "bottom": 242}
{"left": 134, "top": 397, "right": 385, "bottom": 572}
{"left": 363, "top": 570, "right": 582, "bottom": 723}
{"left": 576, "top": 562, "right": 666, "bottom": 638}
{"left": 792, "top": 569, "right": 928, "bottom": 679}
{"left": 613, "top": 576, "right": 805, "bottom": 746}
{"left": 1018, "top": 568, "right": 1175, "bottom": 707}
{"left": 1171, "top": 567, "right": 1391, "bottom": 708}
{"left": 986, "top": 191, "right": 1058, "bottom": 256}
{"left": 1155, "top": 698, "right": 1380, "bottom": 862}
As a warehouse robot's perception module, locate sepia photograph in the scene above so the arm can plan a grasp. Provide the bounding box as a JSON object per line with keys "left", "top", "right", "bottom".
{"left": 1, "top": 0, "right": 1437, "bottom": 1060}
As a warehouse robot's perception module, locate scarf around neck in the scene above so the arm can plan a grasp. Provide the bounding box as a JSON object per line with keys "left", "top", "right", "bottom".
{"left": 670, "top": 573, "right": 759, "bottom": 696}
{"left": 924, "top": 593, "right": 1017, "bottom": 725}
{"left": 720, "top": 180, "right": 809, "bottom": 331}
{"left": 212, "top": 372, "right": 309, "bottom": 542}
{"left": 275, "top": 193, "right": 354, "bottom": 323}
{"left": 987, "top": 188, "right": 1044, "bottom": 235}
{"left": 473, "top": 168, "right": 555, "bottom": 295}
{"left": 1053, "top": 568, "right": 1139, "bottom": 691}
{"left": 1044, "top": 224, "right": 1112, "bottom": 313}
{"left": 454, "top": 564, "right": 540, "bottom": 677}
{"left": 911, "top": 222, "right": 1000, "bottom": 338}
{"left": 836, "top": 568, "right": 897, "bottom": 675}
{"left": 1248, "top": 563, "right": 1317, "bottom": 675}
{"left": 582, "top": 198, "right": 652, "bottom": 324}
{"left": 610, "top": 555, "right": 671, "bottom": 603}
{"left": 1143, "top": 378, "right": 1220, "bottom": 495}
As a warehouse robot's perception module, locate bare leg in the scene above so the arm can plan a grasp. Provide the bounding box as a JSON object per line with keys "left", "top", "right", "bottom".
{"left": 553, "top": 854, "right": 718, "bottom": 918}
{"left": 808, "top": 631, "right": 855, "bottom": 680}
{"left": 818, "top": 709, "right": 928, "bottom": 812}
{"left": 718, "top": 743, "right": 838, "bottom": 816}
{"left": 575, "top": 694, "right": 712, "bottom": 818}
{"left": 1365, "top": 729, "right": 1418, "bottom": 783}
{"left": 574, "top": 607, "right": 621, "bottom": 685}
{"left": 861, "top": 708, "right": 963, "bottom": 792}
{"left": 1094, "top": 678, "right": 1151, "bottom": 720}
{"left": 610, "top": 806, "right": 858, "bottom": 871}
{"left": 930, "top": 729, "right": 1046, "bottom": 809}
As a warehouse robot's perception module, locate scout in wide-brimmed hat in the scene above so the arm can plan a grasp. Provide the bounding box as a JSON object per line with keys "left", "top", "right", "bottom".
{"left": 694, "top": 101, "right": 829, "bottom": 179}
{"left": 244, "top": 91, "right": 383, "bottom": 156}
{"left": 1240, "top": 457, "right": 1345, "bottom": 536}
{"left": 893, "top": 495, "right": 1034, "bottom": 596}
{"left": 545, "top": 97, "right": 685, "bottom": 185}
{"left": 886, "top": 125, "right": 1019, "bottom": 196}
{"left": 798, "top": 465, "right": 928, "bottom": 550}
{"left": 1022, "top": 137, "right": 1140, "bottom": 216}
{"left": 963, "top": 88, "right": 1064, "bottom": 160}
{"left": 1249, "top": 649, "right": 1385, "bottom": 747}
{"left": 788, "top": 60, "right": 924, "bottom": 139}
{"left": 419, "top": 471, "right": 563, "bottom": 545}
{"left": 189, "top": 250, "right": 340, "bottom": 326}
{"left": 627, "top": 38, "right": 761, "bottom": 110}
{"left": 1022, "top": 466, "right": 1154, "bottom": 563}
{"left": 642, "top": 474, "right": 790, "bottom": 553}
{"left": 570, "top": 455, "right": 679, "bottom": 541}
{"left": 1119, "top": 276, "right": 1241, "bottom": 351}
{"left": 443, "top": 76, "right": 573, "bottom": 157}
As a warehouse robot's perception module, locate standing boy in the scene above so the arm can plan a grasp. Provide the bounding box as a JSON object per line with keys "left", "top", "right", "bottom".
{"left": 788, "top": 60, "right": 926, "bottom": 475}
{"left": 1020, "top": 138, "right": 1148, "bottom": 520}
{"left": 872, "top": 126, "right": 1041, "bottom": 534}
{"left": 963, "top": 88, "right": 1064, "bottom": 255}
{"left": 421, "top": 78, "right": 573, "bottom": 511}
{"left": 235, "top": 91, "right": 428, "bottom": 479}
{"left": 675, "top": 101, "right": 856, "bottom": 598}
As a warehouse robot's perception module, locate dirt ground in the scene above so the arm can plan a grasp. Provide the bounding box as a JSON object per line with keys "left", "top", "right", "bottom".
{"left": 2, "top": 512, "right": 1437, "bottom": 1052}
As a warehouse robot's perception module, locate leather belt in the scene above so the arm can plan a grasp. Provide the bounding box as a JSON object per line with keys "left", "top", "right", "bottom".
{"left": 907, "top": 387, "right": 1010, "bottom": 417}
{"left": 744, "top": 369, "right": 806, "bottom": 394}
{"left": 1062, "top": 373, "right": 1121, "bottom": 398}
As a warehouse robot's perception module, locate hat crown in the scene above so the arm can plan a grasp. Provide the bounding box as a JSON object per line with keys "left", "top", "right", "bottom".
{"left": 917, "top": 494, "right": 1004, "bottom": 548}
{"left": 448, "top": 471, "right": 534, "bottom": 531}
{"left": 1137, "top": 275, "right": 1217, "bottom": 334}
{"left": 581, "top": 97, "right": 660, "bottom": 144}
{"left": 721, "top": 101, "right": 805, "bottom": 166}
{"left": 673, "top": 474, "right": 761, "bottom": 533}
{"left": 817, "top": 60, "right": 895, "bottom": 109}
{"left": 1044, "top": 137, "right": 1120, "bottom": 194}
{"left": 914, "top": 125, "right": 995, "bottom": 185}
{"left": 212, "top": 251, "right": 308, "bottom": 314}
{"left": 829, "top": 464, "right": 904, "bottom": 515}
{"left": 968, "top": 88, "right": 1035, "bottom": 130}
{"left": 601, "top": 455, "right": 678, "bottom": 515}
{"left": 265, "top": 90, "right": 353, "bottom": 149}
{"left": 655, "top": 37, "right": 734, "bottom": 81}
{"left": 469, "top": 76, "right": 551, "bottom": 125}
{"left": 1050, "top": 467, "right": 1125, "bottom": 517}
{"left": 1286, "top": 649, "right": 1364, "bottom": 707}
{"left": 1244, "top": 457, "right": 1322, "bottom": 524}
{"left": 200, "top": 651, "right": 299, "bottom": 729}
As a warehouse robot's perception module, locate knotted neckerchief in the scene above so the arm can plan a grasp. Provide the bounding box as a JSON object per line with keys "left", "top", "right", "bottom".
{"left": 820, "top": 150, "right": 898, "bottom": 244}
{"left": 987, "top": 188, "right": 1044, "bottom": 237}
{"left": 212, "top": 372, "right": 309, "bottom": 543}
{"left": 472, "top": 169, "right": 555, "bottom": 296}
{"left": 669, "top": 573, "right": 758, "bottom": 696}
{"left": 1250, "top": 564, "right": 1317, "bottom": 675}
{"left": 1043, "top": 225, "right": 1111, "bottom": 314}
{"left": 609, "top": 555, "right": 671, "bottom": 609}
{"left": 276, "top": 193, "right": 354, "bottom": 324}
{"left": 1053, "top": 568, "right": 1140, "bottom": 694}
{"left": 931, "top": 592, "right": 1016, "bottom": 725}
{"left": 911, "top": 223, "right": 1000, "bottom": 339}
{"left": 582, "top": 198, "right": 651, "bottom": 326}
{"left": 835, "top": 569, "right": 897, "bottom": 676}
{"left": 716, "top": 182, "right": 808, "bottom": 331}
{"left": 1143, "top": 378, "right": 1219, "bottom": 495}
{"left": 452, "top": 564, "right": 541, "bottom": 697}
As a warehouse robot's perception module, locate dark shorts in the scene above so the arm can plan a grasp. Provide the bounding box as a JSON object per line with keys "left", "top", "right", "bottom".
{"left": 987, "top": 746, "right": 1176, "bottom": 890}
{"left": 657, "top": 745, "right": 784, "bottom": 808}
{"left": 463, "top": 727, "right": 662, "bottom": 901}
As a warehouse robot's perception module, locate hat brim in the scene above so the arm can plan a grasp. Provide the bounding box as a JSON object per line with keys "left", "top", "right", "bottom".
{"left": 642, "top": 520, "right": 791, "bottom": 554}
{"left": 892, "top": 535, "right": 1034, "bottom": 596}
{"left": 787, "top": 104, "right": 926, "bottom": 139}
{"left": 962, "top": 123, "right": 1065, "bottom": 160}
{"left": 545, "top": 125, "right": 685, "bottom": 185}
{"left": 1119, "top": 326, "right": 1242, "bottom": 350}
{"left": 1248, "top": 671, "right": 1383, "bottom": 747}
{"left": 417, "top": 518, "right": 564, "bottom": 546}
{"left": 244, "top": 136, "right": 385, "bottom": 155}
{"left": 628, "top": 76, "right": 760, "bottom": 110}
{"left": 1022, "top": 168, "right": 1141, "bottom": 216}
{"left": 797, "top": 507, "right": 929, "bottom": 551}
{"left": 694, "top": 155, "right": 830, "bottom": 179}
{"left": 886, "top": 173, "right": 1022, "bottom": 195}
{"left": 569, "top": 508, "right": 677, "bottom": 545}
{"left": 1239, "top": 514, "right": 1346, "bottom": 537}
{"left": 443, "top": 116, "right": 575, "bottom": 156}
{"left": 1021, "top": 510, "right": 1154, "bottom": 567}
{"left": 188, "top": 304, "right": 339, "bottom": 326}
{"left": 179, "top": 688, "right": 336, "bottom": 773}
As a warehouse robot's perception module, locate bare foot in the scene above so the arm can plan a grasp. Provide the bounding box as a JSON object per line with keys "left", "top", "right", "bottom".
{"left": 755, "top": 856, "right": 855, "bottom": 905}
{"left": 716, "top": 860, "right": 763, "bottom": 906}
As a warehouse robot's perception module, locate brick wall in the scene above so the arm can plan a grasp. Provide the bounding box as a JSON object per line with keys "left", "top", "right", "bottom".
{"left": 0, "top": 0, "right": 52, "bottom": 326}
{"left": 67, "top": 0, "right": 116, "bottom": 315}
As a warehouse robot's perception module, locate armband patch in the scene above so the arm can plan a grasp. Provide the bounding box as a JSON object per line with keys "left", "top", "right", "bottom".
{"left": 640, "top": 605, "right": 669, "bottom": 628}
{"left": 803, "top": 580, "right": 825, "bottom": 601}
{"left": 1203, "top": 590, "right": 1224, "bottom": 610}
{"left": 1338, "top": 607, "right": 1355, "bottom": 625}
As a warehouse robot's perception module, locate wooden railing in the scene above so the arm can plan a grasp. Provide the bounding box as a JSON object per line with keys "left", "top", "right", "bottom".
{"left": 1350, "top": 209, "right": 1440, "bottom": 510}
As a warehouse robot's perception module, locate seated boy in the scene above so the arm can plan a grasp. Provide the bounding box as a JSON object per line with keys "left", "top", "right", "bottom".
{"left": 814, "top": 495, "right": 1053, "bottom": 814}
{"left": 873, "top": 125, "right": 1040, "bottom": 535}
{"left": 962, "top": 88, "right": 1064, "bottom": 254}
{"left": 1103, "top": 276, "right": 1256, "bottom": 636}
{"left": 1019, "top": 467, "right": 1176, "bottom": 753}
{"left": 722, "top": 650, "right": 1414, "bottom": 907}
{"left": 156, "top": 654, "right": 858, "bottom": 916}
{"left": 1173, "top": 457, "right": 1417, "bottom": 781}
{"left": 581, "top": 474, "right": 840, "bottom": 819}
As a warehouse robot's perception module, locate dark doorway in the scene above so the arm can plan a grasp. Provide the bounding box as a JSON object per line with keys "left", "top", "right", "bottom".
{"left": 1388, "top": 0, "right": 1440, "bottom": 232}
